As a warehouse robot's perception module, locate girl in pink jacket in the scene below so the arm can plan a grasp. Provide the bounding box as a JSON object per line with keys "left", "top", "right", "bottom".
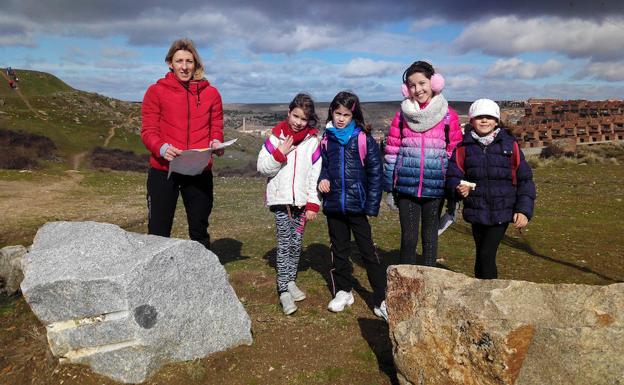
{"left": 383, "top": 61, "right": 462, "bottom": 266}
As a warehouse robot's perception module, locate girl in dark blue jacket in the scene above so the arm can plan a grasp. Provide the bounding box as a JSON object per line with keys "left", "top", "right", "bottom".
{"left": 446, "top": 99, "right": 536, "bottom": 279}
{"left": 318, "top": 91, "right": 387, "bottom": 320}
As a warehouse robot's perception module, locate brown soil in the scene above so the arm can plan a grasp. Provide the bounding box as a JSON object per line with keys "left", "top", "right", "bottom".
{"left": 0, "top": 174, "right": 397, "bottom": 385}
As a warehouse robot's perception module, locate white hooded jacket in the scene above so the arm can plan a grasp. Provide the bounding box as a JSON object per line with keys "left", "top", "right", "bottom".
{"left": 257, "top": 124, "right": 322, "bottom": 209}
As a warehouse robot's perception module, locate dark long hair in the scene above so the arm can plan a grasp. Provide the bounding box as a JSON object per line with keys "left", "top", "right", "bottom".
{"left": 326, "top": 91, "right": 369, "bottom": 133}
{"left": 289, "top": 93, "right": 319, "bottom": 128}
{"left": 402, "top": 60, "right": 435, "bottom": 83}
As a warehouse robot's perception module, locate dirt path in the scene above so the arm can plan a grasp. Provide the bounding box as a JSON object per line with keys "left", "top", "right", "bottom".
{"left": 0, "top": 69, "right": 40, "bottom": 118}
{"left": 70, "top": 151, "right": 88, "bottom": 171}
{"left": 103, "top": 126, "right": 116, "bottom": 147}
{"left": 103, "top": 113, "right": 138, "bottom": 147}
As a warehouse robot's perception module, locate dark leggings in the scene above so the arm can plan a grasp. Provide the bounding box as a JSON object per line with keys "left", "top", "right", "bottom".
{"left": 397, "top": 195, "right": 442, "bottom": 266}
{"left": 326, "top": 213, "right": 387, "bottom": 307}
{"left": 146, "top": 168, "right": 214, "bottom": 249}
{"left": 471, "top": 223, "right": 509, "bottom": 279}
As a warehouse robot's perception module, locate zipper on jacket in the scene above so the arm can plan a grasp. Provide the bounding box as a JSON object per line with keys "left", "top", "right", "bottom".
{"left": 186, "top": 90, "right": 190, "bottom": 149}
{"left": 417, "top": 134, "right": 425, "bottom": 197}
{"left": 292, "top": 149, "right": 298, "bottom": 204}
{"left": 340, "top": 145, "right": 346, "bottom": 213}
{"left": 482, "top": 145, "right": 494, "bottom": 224}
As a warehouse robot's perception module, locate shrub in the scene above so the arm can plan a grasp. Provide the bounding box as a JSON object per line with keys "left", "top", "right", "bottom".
{"left": 0, "top": 128, "right": 57, "bottom": 169}
{"left": 90, "top": 147, "right": 149, "bottom": 172}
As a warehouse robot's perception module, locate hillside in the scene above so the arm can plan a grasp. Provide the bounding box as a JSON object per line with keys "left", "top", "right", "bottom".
{"left": 0, "top": 69, "right": 263, "bottom": 174}
{"left": 1, "top": 69, "right": 73, "bottom": 98}
{"left": 0, "top": 69, "right": 476, "bottom": 174}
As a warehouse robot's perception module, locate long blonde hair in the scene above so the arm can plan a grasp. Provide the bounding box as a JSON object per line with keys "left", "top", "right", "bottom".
{"left": 165, "top": 38, "right": 205, "bottom": 80}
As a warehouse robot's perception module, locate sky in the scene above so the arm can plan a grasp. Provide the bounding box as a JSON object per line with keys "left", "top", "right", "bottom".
{"left": 1, "top": 0, "right": 623, "bottom": 103}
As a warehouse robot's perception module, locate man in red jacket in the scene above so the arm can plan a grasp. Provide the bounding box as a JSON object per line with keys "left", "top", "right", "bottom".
{"left": 141, "top": 38, "right": 224, "bottom": 249}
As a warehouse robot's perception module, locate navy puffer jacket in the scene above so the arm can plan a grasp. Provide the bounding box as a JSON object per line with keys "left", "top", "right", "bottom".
{"left": 319, "top": 128, "right": 383, "bottom": 216}
{"left": 446, "top": 128, "right": 536, "bottom": 225}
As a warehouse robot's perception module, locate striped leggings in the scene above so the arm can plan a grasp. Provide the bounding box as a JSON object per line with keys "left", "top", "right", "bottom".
{"left": 272, "top": 205, "right": 306, "bottom": 294}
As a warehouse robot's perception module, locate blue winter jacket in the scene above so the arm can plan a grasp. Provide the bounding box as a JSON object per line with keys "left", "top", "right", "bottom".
{"left": 446, "top": 128, "right": 536, "bottom": 225}
{"left": 319, "top": 128, "right": 383, "bottom": 216}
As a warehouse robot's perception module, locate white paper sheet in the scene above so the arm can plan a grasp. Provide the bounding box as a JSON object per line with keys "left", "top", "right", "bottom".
{"left": 167, "top": 138, "right": 238, "bottom": 177}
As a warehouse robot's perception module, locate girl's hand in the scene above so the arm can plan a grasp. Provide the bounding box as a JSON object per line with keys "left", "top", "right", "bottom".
{"left": 513, "top": 213, "right": 529, "bottom": 229}
{"left": 164, "top": 145, "right": 183, "bottom": 161}
{"left": 305, "top": 210, "right": 317, "bottom": 221}
{"left": 456, "top": 184, "right": 471, "bottom": 198}
{"left": 277, "top": 136, "right": 294, "bottom": 155}
{"left": 318, "top": 179, "right": 330, "bottom": 193}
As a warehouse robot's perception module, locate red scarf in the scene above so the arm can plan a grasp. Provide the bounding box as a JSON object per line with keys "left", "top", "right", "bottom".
{"left": 272, "top": 120, "right": 317, "bottom": 145}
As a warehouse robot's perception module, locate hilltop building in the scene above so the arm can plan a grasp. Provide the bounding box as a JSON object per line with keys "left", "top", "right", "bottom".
{"left": 510, "top": 99, "right": 624, "bottom": 148}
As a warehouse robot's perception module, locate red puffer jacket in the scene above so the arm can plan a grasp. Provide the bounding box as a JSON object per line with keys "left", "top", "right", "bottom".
{"left": 141, "top": 72, "right": 224, "bottom": 171}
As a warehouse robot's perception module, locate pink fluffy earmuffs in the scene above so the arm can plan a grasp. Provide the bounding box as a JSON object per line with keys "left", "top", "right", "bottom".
{"left": 401, "top": 73, "right": 445, "bottom": 98}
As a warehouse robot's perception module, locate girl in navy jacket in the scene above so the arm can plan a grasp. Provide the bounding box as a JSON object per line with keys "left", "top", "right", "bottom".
{"left": 446, "top": 99, "right": 536, "bottom": 279}
{"left": 318, "top": 91, "right": 387, "bottom": 320}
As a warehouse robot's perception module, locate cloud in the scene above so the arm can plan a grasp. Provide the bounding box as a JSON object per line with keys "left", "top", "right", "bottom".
{"left": 101, "top": 47, "right": 139, "bottom": 59}
{"left": 247, "top": 25, "right": 343, "bottom": 54}
{"left": 0, "top": 15, "right": 36, "bottom": 46}
{"left": 60, "top": 46, "right": 89, "bottom": 65}
{"left": 410, "top": 17, "right": 444, "bottom": 31}
{"left": 446, "top": 75, "right": 479, "bottom": 90}
{"left": 341, "top": 58, "right": 403, "bottom": 78}
{"left": 486, "top": 58, "right": 565, "bottom": 79}
{"left": 4, "top": 0, "right": 622, "bottom": 24}
{"left": 455, "top": 16, "right": 624, "bottom": 60}
{"left": 574, "top": 61, "right": 624, "bottom": 81}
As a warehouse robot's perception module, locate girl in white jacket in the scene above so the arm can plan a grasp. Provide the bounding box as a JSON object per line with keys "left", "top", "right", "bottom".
{"left": 257, "top": 93, "right": 322, "bottom": 315}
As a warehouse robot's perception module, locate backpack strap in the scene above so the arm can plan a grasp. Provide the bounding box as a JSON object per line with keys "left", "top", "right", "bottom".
{"left": 501, "top": 139, "right": 521, "bottom": 186}
{"left": 311, "top": 137, "right": 322, "bottom": 164}
{"left": 357, "top": 131, "right": 367, "bottom": 167}
{"left": 455, "top": 145, "right": 466, "bottom": 175}
{"left": 320, "top": 135, "right": 328, "bottom": 152}
{"left": 510, "top": 141, "right": 520, "bottom": 186}
{"left": 263, "top": 136, "right": 277, "bottom": 154}
{"left": 444, "top": 112, "right": 451, "bottom": 146}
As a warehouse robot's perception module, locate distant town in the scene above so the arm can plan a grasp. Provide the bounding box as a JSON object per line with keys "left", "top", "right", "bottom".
{"left": 228, "top": 98, "right": 624, "bottom": 151}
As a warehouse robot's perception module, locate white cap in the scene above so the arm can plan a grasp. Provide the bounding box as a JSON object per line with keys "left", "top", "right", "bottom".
{"left": 469, "top": 99, "right": 500, "bottom": 120}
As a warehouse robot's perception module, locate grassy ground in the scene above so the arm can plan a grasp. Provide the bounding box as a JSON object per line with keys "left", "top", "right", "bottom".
{"left": 1, "top": 159, "right": 623, "bottom": 385}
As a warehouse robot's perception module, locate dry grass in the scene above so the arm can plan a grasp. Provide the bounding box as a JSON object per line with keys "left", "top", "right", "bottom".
{"left": 1, "top": 156, "right": 623, "bottom": 385}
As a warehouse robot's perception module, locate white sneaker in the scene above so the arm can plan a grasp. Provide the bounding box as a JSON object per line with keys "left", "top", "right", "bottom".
{"left": 280, "top": 292, "right": 297, "bottom": 315}
{"left": 373, "top": 300, "right": 388, "bottom": 322}
{"left": 327, "top": 290, "right": 354, "bottom": 312}
{"left": 438, "top": 213, "right": 455, "bottom": 236}
{"left": 287, "top": 281, "right": 306, "bottom": 302}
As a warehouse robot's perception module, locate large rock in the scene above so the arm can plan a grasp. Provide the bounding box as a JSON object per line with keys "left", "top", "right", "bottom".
{"left": 386, "top": 265, "right": 624, "bottom": 385}
{"left": 0, "top": 245, "right": 27, "bottom": 295}
{"left": 21, "top": 221, "right": 252, "bottom": 383}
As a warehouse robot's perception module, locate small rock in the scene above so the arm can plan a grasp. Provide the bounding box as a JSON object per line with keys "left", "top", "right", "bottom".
{"left": 0, "top": 245, "right": 27, "bottom": 295}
